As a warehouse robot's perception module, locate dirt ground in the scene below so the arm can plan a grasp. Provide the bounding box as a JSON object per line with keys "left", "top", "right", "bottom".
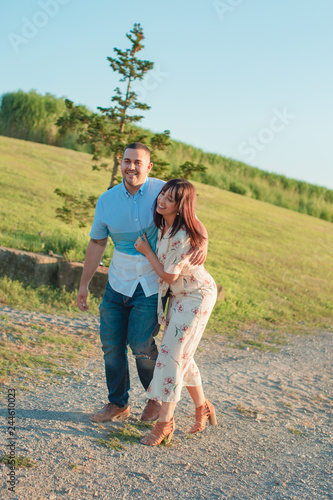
{"left": 0, "top": 306, "right": 332, "bottom": 500}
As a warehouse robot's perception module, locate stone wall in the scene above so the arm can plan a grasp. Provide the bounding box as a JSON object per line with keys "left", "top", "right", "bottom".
{"left": 0, "top": 246, "right": 225, "bottom": 300}
{"left": 0, "top": 246, "right": 61, "bottom": 287}
{"left": 58, "top": 261, "right": 108, "bottom": 298}
{"left": 0, "top": 246, "right": 108, "bottom": 298}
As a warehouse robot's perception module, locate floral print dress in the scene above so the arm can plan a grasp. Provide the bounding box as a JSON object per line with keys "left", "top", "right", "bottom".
{"left": 147, "top": 226, "right": 217, "bottom": 403}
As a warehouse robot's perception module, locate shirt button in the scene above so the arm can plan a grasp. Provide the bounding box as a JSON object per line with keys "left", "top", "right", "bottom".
{"left": 135, "top": 219, "right": 138, "bottom": 221}
{"left": 138, "top": 274, "right": 142, "bottom": 277}
{"left": 134, "top": 201, "right": 136, "bottom": 204}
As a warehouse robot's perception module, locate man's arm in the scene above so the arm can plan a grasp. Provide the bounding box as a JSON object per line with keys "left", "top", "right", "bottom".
{"left": 77, "top": 238, "right": 108, "bottom": 311}
{"left": 188, "top": 220, "right": 208, "bottom": 266}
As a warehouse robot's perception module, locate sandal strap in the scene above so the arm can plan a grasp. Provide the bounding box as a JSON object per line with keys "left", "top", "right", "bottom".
{"left": 141, "top": 418, "right": 175, "bottom": 446}
{"left": 190, "top": 400, "right": 215, "bottom": 433}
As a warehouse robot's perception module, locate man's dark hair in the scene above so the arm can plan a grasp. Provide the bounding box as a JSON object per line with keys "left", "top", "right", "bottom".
{"left": 124, "top": 142, "right": 151, "bottom": 160}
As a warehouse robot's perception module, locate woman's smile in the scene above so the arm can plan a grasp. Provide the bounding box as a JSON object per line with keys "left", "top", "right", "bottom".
{"left": 156, "top": 189, "right": 178, "bottom": 217}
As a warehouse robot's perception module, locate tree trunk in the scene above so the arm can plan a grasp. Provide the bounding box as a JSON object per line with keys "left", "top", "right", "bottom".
{"left": 110, "top": 154, "right": 121, "bottom": 188}
{"left": 109, "top": 77, "right": 131, "bottom": 188}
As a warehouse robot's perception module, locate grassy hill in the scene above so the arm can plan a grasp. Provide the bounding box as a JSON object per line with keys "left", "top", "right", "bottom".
{"left": 0, "top": 136, "right": 332, "bottom": 336}
{"left": 2, "top": 90, "right": 332, "bottom": 222}
{"left": 152, "top": 132, "right": 333, "bottom": 223}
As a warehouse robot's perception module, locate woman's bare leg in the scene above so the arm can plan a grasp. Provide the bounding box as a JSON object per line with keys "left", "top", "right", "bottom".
{"left": 158, "top": 385, "right": 205, "bottom": 420}
{"left": 186, "top": 385, "right": 206, "bottom": 407}
{"left": 187, "top": 385, "right": 216, "bottom": 433}
{"left": 159, "top": 401, "right": 176, "bottom": 421}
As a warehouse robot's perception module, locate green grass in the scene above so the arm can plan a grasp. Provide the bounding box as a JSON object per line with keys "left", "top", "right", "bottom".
{"left": 96, "top": 422, "right": 153, "bottom": 450}
{"left": 0, "top": 136, "right": 332, "bottom": 337}
{"left": 0, "top": 276, "right": 100, "bottom": 316}
{"left": 236, "top": 404, "right": 264, "bottom": 418}
{"left": 195, "top": 182, "right": 333, "bottom": 334}
{"left": 96, "top": 421, "right": 173, "bottom": 449}
{"left": 0, "top": 454, "right": 37, "bottom": 469}
{"left": 288, "top": 428, "right": 303, "bottom": 436}
{"left": 0, "top": 136, "right": 113, "bottom": 263}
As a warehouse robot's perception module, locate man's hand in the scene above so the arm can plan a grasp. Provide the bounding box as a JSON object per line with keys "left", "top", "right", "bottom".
{"left": 188, "top": 218, "right": 208, "bottom": 265}
{"left": 76, "top": 238, "right": 108, "bottom": 312}
{"left": 188, "top": 238, "right": 208, "bottom": 266}
{"left": 77, "top": 285, "right": 89, "bottom": 312}
{"left": 134, "top": 233, "right": 153, "bottom": 257}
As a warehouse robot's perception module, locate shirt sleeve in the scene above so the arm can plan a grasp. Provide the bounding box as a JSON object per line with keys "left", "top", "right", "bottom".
{"left": 89, "top": 197, "right": 109, "bottom": 240}
{"left": 164, "top": 230, "right": 192, "bottom": 275}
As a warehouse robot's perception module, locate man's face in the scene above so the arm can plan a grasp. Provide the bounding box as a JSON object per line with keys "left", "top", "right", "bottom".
{"left": 121, "top": 148, "right": 152, "bottom": 193}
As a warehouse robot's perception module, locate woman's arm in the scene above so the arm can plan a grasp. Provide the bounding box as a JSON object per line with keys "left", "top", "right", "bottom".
{"left": 135, "top": 234, "right": 179, "bottom": 285}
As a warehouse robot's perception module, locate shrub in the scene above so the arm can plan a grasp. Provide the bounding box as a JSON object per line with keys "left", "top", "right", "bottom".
{"left": 229, "top": 181, "right": 248, "bottom": 196}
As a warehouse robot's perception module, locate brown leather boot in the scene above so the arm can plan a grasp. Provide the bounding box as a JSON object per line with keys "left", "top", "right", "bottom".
{"left": 90, "top": 403, "right": 130, "bottom": 423}
{"left": 141, "top": 399, "right": 162, "bottom": 422}
{"left": 189, "top": 399, "right": 217, "bottom": 434}
{"left": 140, "top": 417, "right": 175, "bottom": 446}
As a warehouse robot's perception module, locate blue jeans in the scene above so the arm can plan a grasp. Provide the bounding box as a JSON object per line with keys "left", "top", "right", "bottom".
{"left": 99, "top": 282, "right": 159, "bottom": 407}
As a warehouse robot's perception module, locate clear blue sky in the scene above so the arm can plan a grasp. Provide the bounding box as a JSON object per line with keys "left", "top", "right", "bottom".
{"left": 2, "top": 0, "right": 333, "bottom": 189}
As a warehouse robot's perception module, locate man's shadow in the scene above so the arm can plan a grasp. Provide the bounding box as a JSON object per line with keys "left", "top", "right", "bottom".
{"left": 0, "top": 407, "right": 100, "bottom": 437}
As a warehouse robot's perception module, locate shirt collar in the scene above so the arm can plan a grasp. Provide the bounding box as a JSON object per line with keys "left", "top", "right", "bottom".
{"left": 138, "top": 177, "right": 149, "bottom": 195}
{"left": 122, "top": 177, "right": 149, "bottom": 198}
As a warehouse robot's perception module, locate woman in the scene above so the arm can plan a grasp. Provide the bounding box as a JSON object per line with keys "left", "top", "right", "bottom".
{"left": 135, "top": 179, "right": 217, "bottom": 446}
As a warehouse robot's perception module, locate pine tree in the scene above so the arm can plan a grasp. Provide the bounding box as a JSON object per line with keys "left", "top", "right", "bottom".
{"left": 177, "top": 161, "right": 207, "bottom": 180}
{"left": 57, "top": 23, "right": 171, "bottom": 189}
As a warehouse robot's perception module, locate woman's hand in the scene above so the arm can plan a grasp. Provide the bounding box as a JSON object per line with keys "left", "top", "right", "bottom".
{"left": 134, "top": 233, "right": 153, "bottom": 257}
{"left": 135, "top": 233, "right": 179, "bottom": 284}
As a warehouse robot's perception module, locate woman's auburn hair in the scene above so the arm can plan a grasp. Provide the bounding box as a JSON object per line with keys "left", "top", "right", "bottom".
{"left": 153, "top": 178, "right": 206, "bottom": 248}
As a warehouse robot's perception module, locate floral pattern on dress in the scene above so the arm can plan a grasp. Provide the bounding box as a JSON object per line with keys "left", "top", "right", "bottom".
{"left": 160, "top": 344, "right": 170, "bottom": 356}
{"left": 146, "top": 226, "right": 217, "bottom": 403}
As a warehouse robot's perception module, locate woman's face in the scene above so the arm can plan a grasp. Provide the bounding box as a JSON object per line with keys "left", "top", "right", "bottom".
{"left": 156, "top": 188, "right": 179, "bottom": 218}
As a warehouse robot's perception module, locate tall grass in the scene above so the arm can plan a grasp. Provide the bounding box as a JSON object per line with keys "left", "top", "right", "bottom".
{"left": 0, "top": 90, "right": 92, "bottom": 153}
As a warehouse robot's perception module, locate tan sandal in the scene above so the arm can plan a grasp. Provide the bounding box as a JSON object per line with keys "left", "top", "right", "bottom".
{"left": 189, "top": 399, "right": 217, "bottom": 434}
{"left": 140, "top": 417, "right": 175, "bottom": 446}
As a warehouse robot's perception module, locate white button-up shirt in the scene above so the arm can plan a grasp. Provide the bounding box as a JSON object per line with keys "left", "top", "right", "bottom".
{"left": 90, "top": 177, "right": 165, "bottom": 297}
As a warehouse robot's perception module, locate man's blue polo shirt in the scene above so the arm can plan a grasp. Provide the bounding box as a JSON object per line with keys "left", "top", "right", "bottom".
{"left": 90, "top": 177, "right": 165, "bottom": 296}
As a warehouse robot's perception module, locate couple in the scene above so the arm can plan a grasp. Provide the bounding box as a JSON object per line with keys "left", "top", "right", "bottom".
{"left": 77, "top": 142, "right": 217, "bottom": 446}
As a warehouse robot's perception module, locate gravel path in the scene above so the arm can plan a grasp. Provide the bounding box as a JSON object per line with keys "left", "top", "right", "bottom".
{"left": 0, "top": 306, "right": 332, "bottom": 500}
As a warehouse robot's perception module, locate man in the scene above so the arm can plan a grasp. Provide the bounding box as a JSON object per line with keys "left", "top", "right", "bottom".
{"left": 77, "top": 143, "right": 207, "bottom": 423}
